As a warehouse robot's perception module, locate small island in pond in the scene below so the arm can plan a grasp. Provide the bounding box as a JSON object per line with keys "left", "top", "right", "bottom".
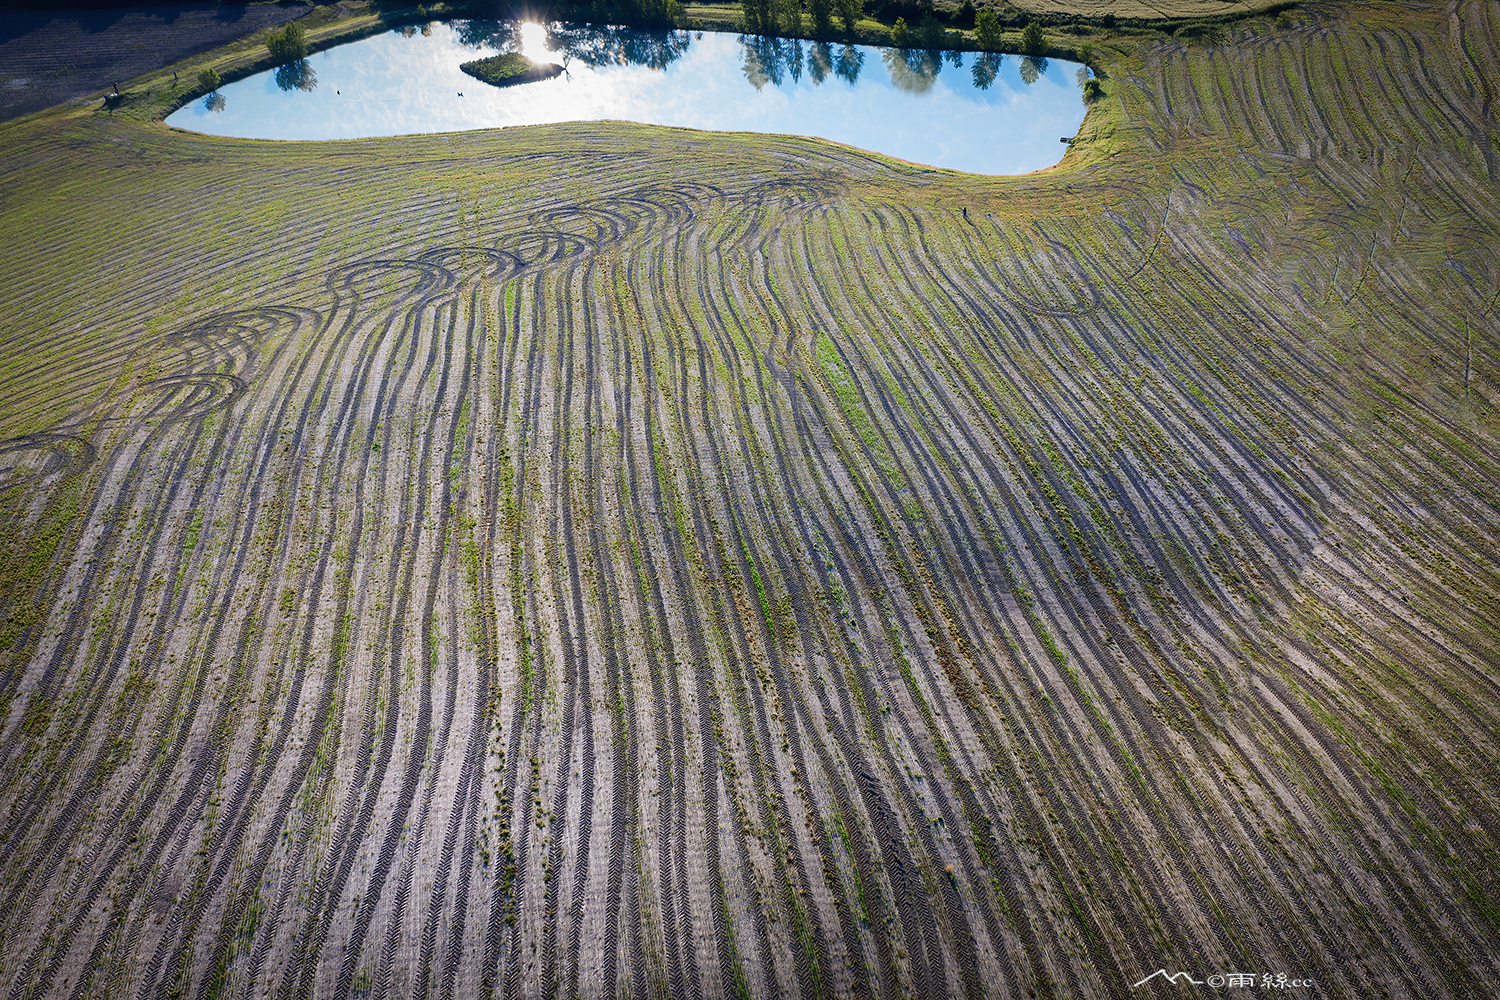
{"left": 459, "top": 52, "right": 563, "bottom": 88}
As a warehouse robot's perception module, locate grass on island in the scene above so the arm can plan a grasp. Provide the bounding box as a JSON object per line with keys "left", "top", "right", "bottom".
{"left": 460, "top": 52, "right": 564, "bottom": 88}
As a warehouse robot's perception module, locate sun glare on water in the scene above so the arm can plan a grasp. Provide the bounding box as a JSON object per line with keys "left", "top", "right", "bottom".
{"left": 519, "top": 22, "right": 550, "bottom": 63}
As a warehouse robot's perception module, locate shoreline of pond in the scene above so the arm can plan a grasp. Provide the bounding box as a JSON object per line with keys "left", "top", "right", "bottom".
{"left": 164, "top": 19, "right": 1090, "bottom": 175}
{"left": 81, "top": 0, "right": 1108, "bottom": 128}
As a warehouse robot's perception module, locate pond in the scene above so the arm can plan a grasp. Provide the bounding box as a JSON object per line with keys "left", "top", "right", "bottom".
{"left": 166, "top": 20, "right": 1092, "bottom": 175}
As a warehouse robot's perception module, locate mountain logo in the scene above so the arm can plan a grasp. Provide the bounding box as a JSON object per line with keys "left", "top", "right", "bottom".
{"left": 1131, "top": 970, "right": 1207, "bottom": 988}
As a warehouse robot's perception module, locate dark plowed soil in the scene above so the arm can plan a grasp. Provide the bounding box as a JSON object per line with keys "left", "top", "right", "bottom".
{"left": 0, "top": 2, "right": 304, "bottom": 122}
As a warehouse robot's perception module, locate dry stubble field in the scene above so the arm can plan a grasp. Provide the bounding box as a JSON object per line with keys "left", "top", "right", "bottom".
{"left": 0, "top": 1, "right": 1498, "bottom": 998}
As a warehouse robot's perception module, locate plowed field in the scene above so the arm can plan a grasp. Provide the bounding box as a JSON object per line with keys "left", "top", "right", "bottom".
{"left": 0, "top": 2, "right": 306, "bottom": 123}
{"left": 1, "top": 2, "right": 1498, "bottom": 998}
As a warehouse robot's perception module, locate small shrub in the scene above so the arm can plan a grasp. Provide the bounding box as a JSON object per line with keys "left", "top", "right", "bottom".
{"left": 197, "top": 67, "right": 221, "bottom": 93}
{"left": 1021, "top": 20, "right": 1047, "bottom": 55}
{"left": 974, "top": 9, "right": 1002, "bottom": 50}
{"left": 267, "top": 22, "right": 308, "bottom": 65}
{"left": 1082, "top": 77, "right": 1103, "bottom": 102}
{"left": 1078, "top": 42, "right": 1094, "bottom": 67}
{"left": 891, "top": 16, "right": 910, "bottom": 47}
{"left": 1102, "top": 13, "right": 1117, "bottom": 29}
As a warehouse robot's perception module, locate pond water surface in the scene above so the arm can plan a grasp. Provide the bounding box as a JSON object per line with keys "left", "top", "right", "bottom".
{"left": 167, "top": 20, "right": 1091, "bottom": 174}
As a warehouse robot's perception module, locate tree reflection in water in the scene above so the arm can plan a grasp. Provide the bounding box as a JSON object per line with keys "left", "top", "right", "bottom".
{"left": 275, "top": 59, "right": 317, "bottom": 92}
{"left": 834, "top": 44, "right": 863, "bottom": 84}
{"left": 547, "top": 23, "right": 691, "bottom": 70}
{"left": 971, "top": 51, "right": 1001, "bottom": 90}
{"left": 808, "top": 41, "right": 832, "bottom": 83}
{"left": 1018, "top": 55, "right": 1047, "bottom": 85}
{"left": 203, "top": 92, "right": 226, "bottom": 113}
{"left": 741, "top": 35, "right": 803, "bottom": 89}
{"left": 451, "top": 19, "right": 693, "bottom": 71}
{"left": 453, "top": 19, "right": 518, "bottom": 52}
{"left": 786, "top": 38, "right": 803, "bottom": 82}
{"left": 882, "top": 46, "right": 942, "bottom": 94}
{"left": 743, "top": 35, "right": 868, "bottom": 89}
{"left": 439, "top": 20, "right": 1038, "bottom": 96}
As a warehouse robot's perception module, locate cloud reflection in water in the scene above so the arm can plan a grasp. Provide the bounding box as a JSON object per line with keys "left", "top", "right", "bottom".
{"left": 166, "top": 20, "right": 1085, "bottom": 175}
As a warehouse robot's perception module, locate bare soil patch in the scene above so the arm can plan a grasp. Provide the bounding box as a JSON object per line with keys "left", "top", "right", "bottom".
{"left": 0, "top": 2, "right": 305, "bottom": 122}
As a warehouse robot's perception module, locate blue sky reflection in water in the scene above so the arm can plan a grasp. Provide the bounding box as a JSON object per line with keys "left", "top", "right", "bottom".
{"left": 167, "top": 20, "right": 1090, "bottom": 175}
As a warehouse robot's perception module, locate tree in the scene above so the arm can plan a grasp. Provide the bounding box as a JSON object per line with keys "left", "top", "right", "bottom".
{"left": 956, "top": 0, "right": 975, "bottom": 29}
{"left": 267, "top": 22, "right": 308, "bottom": 64}
{"left": 810, "top": 0, "right": 833, "bottom": 37}
{"left": 891, "top": 16, "right": 911, "bottom": 47}
{"left": 742, "top": 0, "right": 769, "bottom": 33}
{"left": 974, "top": 9, "right": 1002, "bottom": 50}
{"left": 1082, "top": 77, "right": 1103, "bottom": 102}
{"left": 741, "top": 0, "right": 795, "bottom": 34}
{"left": 917, "top": 14, "right": 946, "bottom": 48}
{"left": 626, "top": 0, "right": 684, "bottom": 27}
{"left": 197, "top": 67, "right": 221, "bottom": 93}
{"left": 1020, "top": 19, "right": 1046, "bottom": 55}
{"left": 836, "top": 0, "right": 861, "bottom": 35}
{"left": 775, "top": 0, "right": 801, "bottom": 33}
